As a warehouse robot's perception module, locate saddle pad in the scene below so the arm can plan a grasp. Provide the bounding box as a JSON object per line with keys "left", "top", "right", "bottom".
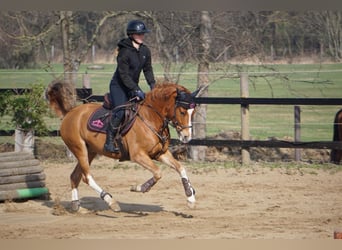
{"left": 87, "top": 104, "right": 139, "bottom": 135}
{"left": 87, "top": 107, "right": 110, "bottom": 133}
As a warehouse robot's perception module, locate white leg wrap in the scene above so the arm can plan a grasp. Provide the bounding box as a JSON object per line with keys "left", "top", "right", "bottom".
{"left": 180, "top": 169, "right": 188, "bottom": 179}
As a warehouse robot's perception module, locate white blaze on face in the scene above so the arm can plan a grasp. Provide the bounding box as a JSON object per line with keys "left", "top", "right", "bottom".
{"left": 187, "top": 108, "right": 194, "bottom": 139}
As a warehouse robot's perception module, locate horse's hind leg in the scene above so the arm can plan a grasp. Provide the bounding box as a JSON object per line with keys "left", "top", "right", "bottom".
{"left": 70, "top": 163, "right": 83, "bottom": 211}
{"left": 69, "top": 148, "right": 120, "bottom": 212}
{"left": 158, "top": 150, "right": 196, "bottom": 208}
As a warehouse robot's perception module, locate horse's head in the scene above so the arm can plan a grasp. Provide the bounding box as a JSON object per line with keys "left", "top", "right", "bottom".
{"left": 170, "top": 87, "right": 199, "bottom": 143}
{"left": 146, "top": 83, "right": 201, "bottom": 143}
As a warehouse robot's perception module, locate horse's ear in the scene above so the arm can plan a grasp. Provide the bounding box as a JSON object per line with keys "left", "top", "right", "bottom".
{"left": 191, "top": 87, "right": 202, "bottom": 98}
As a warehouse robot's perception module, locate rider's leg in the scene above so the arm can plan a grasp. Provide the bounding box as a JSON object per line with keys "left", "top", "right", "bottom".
{"left": 104, "top": 80, "right": 128, "bottom": 153}
{"left": 104, "top": 112, "right": 122, "bottom": 153}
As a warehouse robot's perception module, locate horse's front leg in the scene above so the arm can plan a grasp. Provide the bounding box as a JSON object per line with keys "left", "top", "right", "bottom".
{"left": 130, "top": 153, "right": 162, "bottom": 193}
{"left": 158, "top": 150, "right": 196, "bottom": 208}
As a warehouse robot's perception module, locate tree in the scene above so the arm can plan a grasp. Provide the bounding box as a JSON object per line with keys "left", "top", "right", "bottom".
{"left": 189, "top": 11, "right": 211, "bottom": 161}
{"left": 306, "top": 11, "right": 342, "bottom": 61}
{"left": 59, "top": 11, "right": 127, "bottom": 84}
{"left": 0, "top": 11, "right": 59, "bottom": 68}
{"left": 0, "top": 84, "right": 50, "bottom": 153}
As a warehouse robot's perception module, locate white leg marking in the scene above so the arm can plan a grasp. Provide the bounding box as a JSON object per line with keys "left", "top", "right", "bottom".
{"left": 87, "top": 175, "right": 114, "bottom": 206}
{"left": 71, "top": 188, "right": 78, "bottom": 201}
{"left": 87, "top": 175, "right": 103, "bottom": 194}
{"left": 180, "top": 168, "right": 188, "bottom": 179}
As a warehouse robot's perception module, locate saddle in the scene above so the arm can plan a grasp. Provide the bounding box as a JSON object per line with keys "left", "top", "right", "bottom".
{"left": 87, "top": 93, "right": 138, "bottom": 136}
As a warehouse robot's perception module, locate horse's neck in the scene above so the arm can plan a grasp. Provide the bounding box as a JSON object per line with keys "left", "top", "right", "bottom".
{"left": 141, "top": 101, "right": 170, "bottom": 125}
{"left": 145, "top": 86, "right": 176, "bottom": 121}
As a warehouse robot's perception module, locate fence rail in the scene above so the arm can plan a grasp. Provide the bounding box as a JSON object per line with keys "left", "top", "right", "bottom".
{"left": 1, "top": 87, "right": 342, "bottom": 152}
{"left": 2, "top": 87, "right": 342, "bottom": 105}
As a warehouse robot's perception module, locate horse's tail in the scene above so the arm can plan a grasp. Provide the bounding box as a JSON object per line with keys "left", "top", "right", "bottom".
{"left": 331, "top": 109, "right": 342, "bottom": 163}
{"left": 46, "top": 80, "right": 76, "bottom": 118}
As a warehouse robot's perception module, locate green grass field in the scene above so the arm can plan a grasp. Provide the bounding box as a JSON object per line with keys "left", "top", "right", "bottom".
{"left": 0, "top": 62, "right": 342, "bottom": 143}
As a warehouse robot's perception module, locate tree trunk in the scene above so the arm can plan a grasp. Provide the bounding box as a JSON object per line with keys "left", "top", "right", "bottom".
{"left": 60, "top": 11, "right": 79, "bottom": 85}
{"left": 189, "top": 11, "right": 211, "bottom": 161}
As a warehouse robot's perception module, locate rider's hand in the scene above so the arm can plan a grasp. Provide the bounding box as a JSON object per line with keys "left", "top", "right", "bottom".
{"left": 130, "top": 89, "right": 145, "bottom": 101}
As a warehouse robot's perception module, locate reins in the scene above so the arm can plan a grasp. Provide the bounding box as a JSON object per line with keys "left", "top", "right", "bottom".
{"left": 114, "top": 87, "right": 196, "bottom": 158}
{"left": 137, "top": 102, "right": 170, "bottom": 145}
{"left": 136, "top": 91, "right": 195, "bottom": 140}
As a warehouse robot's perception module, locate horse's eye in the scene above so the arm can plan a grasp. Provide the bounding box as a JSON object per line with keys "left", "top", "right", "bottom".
{"left": 180, "top": 111, "right": 186, "bottom": 115}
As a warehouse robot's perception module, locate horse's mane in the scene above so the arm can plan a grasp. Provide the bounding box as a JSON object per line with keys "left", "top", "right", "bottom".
{"left": 46, "top": 80, "right": 76, "bottom": 118}
{"left": 147, "top": 81, "right": 190, "bottom": 103}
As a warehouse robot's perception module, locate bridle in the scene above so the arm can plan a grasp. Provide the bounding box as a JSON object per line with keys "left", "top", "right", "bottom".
{"left": 137, "top": 103, "right": 170, "bottom": 145}
{"left": 137, "top": 90, "right": 196, "bottom": 143}
{"left": 170, "top": 100, "right": 196, "bottom": 134}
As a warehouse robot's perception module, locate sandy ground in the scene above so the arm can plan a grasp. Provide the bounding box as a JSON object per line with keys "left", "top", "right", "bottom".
{"left": 1, "top": 156, "right": 342, "bottom": 239}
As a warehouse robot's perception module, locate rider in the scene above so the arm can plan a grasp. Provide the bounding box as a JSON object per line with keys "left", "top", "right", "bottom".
{"left": 104, "top": 20, "right": 156, "bottom": 153}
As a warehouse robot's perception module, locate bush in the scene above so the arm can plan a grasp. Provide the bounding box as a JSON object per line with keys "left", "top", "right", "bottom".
{"left": 0, "top": 83, "right": 50, "bottom": 134}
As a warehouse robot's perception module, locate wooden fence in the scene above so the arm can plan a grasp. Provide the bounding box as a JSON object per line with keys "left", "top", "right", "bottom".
{"left": 73, "top": 89, "right": 342, "bottom": 146}
{"left": 1, "top": 82, "right": 342, "bottom": 164}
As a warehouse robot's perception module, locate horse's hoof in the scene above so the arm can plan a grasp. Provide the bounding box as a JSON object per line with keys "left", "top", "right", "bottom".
{"left": 130, "top": 185, "right": 141, "bottom": 192}
{"left": 187, "top": 201, "right": 196, "bottom": 209}
{"left": 71, "top": 200, "right": 80, "bottom": 212}
{"left": 187, "top": 195, "right": 196, "bottom": 209}
{"left": 110, "top": 202, "right": 121, "bottom": 212}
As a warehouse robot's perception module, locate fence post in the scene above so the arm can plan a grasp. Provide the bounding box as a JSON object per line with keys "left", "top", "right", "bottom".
{"left": 240, "top": 73, "right": 250, "bottom": 165}
{"left": 294, "top": 105, "right": 301, "bottom": 161}
{"left": 82, "top": 72, "right": 91, "bottom": 89}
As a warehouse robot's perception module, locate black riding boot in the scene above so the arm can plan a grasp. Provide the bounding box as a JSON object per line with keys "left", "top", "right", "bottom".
{"left": 103, "top": 116, "right": 121, "bottom": 153}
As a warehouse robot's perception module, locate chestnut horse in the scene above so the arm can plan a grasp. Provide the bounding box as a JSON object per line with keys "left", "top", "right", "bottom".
{"left": 46, "top": 81, "right": 198, "bottom": 212}
{"left": 331, "top": 108, "right": 342, "bottom": 164}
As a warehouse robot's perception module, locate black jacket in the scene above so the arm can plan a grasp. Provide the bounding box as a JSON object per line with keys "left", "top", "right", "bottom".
{"left": 112, "top": 38, "right": 155, "bottom": 92}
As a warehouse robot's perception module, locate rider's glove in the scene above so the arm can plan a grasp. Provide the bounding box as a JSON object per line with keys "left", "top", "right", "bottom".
{"left": 130, "top": 89, "right": 145, "bottom": 101}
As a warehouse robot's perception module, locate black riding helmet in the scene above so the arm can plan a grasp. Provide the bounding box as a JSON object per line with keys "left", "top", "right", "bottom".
{"left": 126, "top": 20, "right": 150, "bottom": 35}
